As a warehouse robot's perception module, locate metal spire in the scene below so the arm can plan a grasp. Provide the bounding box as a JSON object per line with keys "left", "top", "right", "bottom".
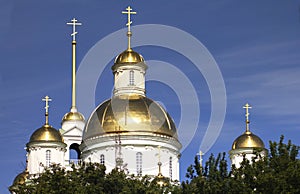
{"left": 67, "top": 18, "right": 82, "bottom": 111}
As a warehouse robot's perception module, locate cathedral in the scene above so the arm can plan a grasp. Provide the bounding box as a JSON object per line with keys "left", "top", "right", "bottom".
{"left": 9, "top": 6, "right": 266, "bottom": 192}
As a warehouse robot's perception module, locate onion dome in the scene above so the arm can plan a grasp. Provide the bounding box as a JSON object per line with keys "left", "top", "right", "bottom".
{"left": 83, "top": 95, "right": 177, "bottom": 141}
{"left": 112, "top": 49, "right": 147, "bottom": 72}
{"left": 9, "top": 171, "right": 28, "bottom": 192}
{"left": 232, "top": 131, "right": 265, "bottom": 150}
{"left": 62, "top": 111, "right": 85, "bottom": 122}
{"left": 29, "top": 124, "right": 64, "bottom": 143}
{"left": 12, "top": 171, "right": 28, "bottom": 185}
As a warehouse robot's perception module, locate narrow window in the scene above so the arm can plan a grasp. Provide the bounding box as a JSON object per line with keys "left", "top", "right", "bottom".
{"left": 100, "top": 154, "right": 105, "bottom": 165}
{"left": 169, "top": 157, "right": 173, "bottom": 179}
{"left": 129, "top": 70, "right": 135, "bottom": 86}
{"left": 136, "top": 152, "right": 142, "bottom": 176}
{"left": 46, "top": 150, "right": 51, "bottom": 167}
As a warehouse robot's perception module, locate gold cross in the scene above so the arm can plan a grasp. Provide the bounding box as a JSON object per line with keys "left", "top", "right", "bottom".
{"left": 122, "top": 6, "right": 136, "bottom": 33}
{"left": 42, "top": 96, "right": 52, "bottom": 125}
{"left": 243, "top": 103, "right": 252, "bottom": 132}
{"left": 42, "top": 96, "right": 52, "bottom": 114}
{"left": 243, "top": 103, "right": 252, "bottom": 121}
{"left": 67, "top": 18, "right": 82, "bottom": 41}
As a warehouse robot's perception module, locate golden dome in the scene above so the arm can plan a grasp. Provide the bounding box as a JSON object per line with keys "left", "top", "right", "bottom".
{"left": 114, "top": 49, "right": 144, "bottom": 64}
{"left": 83, "top": 95, "right": 178, "bottom": 140}
{"left": 12, "top": 171, "right": 28, "bottom": 185}
{"left": 62, "top": 111, "right": 85, "bottom": 122}
{"left": 29, "top": 124, "right": 64, "bottom": 143}
{"left": 9, "top": 171, "right": 28, "bottom": 192}
{"left": 232, "top": 131, "right": 265, "bottom": 150}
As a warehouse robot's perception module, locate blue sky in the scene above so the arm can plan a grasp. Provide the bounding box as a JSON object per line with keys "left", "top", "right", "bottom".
{"left": 1, "top": 0, "right": 300, "bottom": 193}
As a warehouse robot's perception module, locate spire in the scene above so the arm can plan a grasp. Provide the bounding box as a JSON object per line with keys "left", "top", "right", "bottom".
{"left": 42, "top": 96, "right": 52, "bottom": 126}
{"left": 67, "top": 18, "right": 82, "bottom": 112}
{"left": 198, "top": 150, "right": 204, "bottom": 167}
{"left": 243, "top": 103, "right": 252, "bottom": 133}
{"left": 122, "top": 6, "right": 136, "bottom": 50}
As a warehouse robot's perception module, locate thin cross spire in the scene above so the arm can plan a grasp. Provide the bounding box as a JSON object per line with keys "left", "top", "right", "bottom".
{"left": 42, "top": 96, "right": 52, "bottom": 125}
{"left": 243, "top": 103, "right": 252, "bottom": 132}
{"left": 122, "top": 6, "right": 137, "bottom": 50}
{"left": 67, "top": 18, "right": 82, "bottom": 111}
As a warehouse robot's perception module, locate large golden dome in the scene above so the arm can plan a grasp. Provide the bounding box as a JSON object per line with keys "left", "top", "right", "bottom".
{"left": 232, "top": 131, "right": 265, "bottom": 150}
{"left": 83, "top": 95, "right": 178, "bottom": 140}
{"left": 29, "top": 124, "right": 64, "bottom": 143}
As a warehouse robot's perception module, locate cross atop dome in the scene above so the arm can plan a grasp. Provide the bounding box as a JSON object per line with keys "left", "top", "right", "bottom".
{"left": 243, "top": 103, "right": 252, "bottom": 132}
{"left": 122, "top": 6, "right": 137, "bottom": 50}
{"left": 67, "top": 18, "right": 82, "bottom": 42}
{"left": 42, "top": 96, "right": 52, "bottom": 125}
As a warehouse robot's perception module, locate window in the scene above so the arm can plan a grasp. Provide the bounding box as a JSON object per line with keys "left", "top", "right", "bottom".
{"left": 100, "top": 154, "right": 105, "bottom": 165}
{"left": 129, "top": 70, "right": 135, "bottom": 86}
{"left": 46, "top": 150, "right": 51, "bottom": 167}
{"left": 136, "top": 152, "right": 142, "bottom": 176}
{"left": 169, "top": 157, "right": 173, "bottom": 179}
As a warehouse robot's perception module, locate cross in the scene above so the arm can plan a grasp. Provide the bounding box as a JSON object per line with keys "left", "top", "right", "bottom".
{"left": 243, "top": 103, "right": 252, "bottom": 132}
{"left": 42, "top": 96, "right": 52, "bottom": 114}
{"left": 243, "top": 103, "right": 252, "bottom": 121}
{"left": 122, "top": 6, "right": 136, "bottom": 33}
{"left": 67, "top": 18, "right": 82, "bottom": 41}
{"left": 42, "top": 96, "right": 52, "bottom": 125}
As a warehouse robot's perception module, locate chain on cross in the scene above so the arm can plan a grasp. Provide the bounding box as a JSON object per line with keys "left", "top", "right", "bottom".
{"left": 67, "top": 18, "right": 82, "bottom": 41}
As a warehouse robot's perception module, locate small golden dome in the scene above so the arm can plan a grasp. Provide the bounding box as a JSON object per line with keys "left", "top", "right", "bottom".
{"left": 232, "top": 131, "right": 265, "bottom": 150}
{"left": 12, "top": 171, "right": 28, "bottom": 186}
{"left": 62, "top": 111, "right": 85, "bottom": 122}
{"left": 114, "top": 49, "right": 144, "bottom": 64}
{"left": 83, "top": 95, "right": 178, "bottom": 140}
{"left": 29, "top": 124, "right": 64, "bottom": 143}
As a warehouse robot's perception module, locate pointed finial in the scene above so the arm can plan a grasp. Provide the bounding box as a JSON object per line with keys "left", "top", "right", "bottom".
{"left": 67, "top": 18, "right": 82, "bottom": 42}
{"left": 243, "top": 103, "right": 252, "bottom": 132}
{"left": 199, "top": 150, "right": 204, "bottom": 167}
{"left": 122, "top": 6, "right": 137, "bottom": 50}
{"left": 42, "top": 96, "right": 52, "bottom": 125}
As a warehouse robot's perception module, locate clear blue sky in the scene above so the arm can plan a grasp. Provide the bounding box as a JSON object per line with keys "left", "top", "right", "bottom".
{"left": 1, "top": 0, "right": 300, "bottom": 193}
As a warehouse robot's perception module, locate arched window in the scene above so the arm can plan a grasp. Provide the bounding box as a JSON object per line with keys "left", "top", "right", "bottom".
{"left": 136, "top": 152, "right": 142, "bottom": 176}
{"left": 169, "top": 156, "right": 173, "bottom": 179}
{"left": 129, "top": 70, "right": 135, "bottom": 86}
{"left": 46, "top": 150, "right": 51, "bottom": 167}
{"left": 100, "top": 154, "right": 105, "bottom": 165}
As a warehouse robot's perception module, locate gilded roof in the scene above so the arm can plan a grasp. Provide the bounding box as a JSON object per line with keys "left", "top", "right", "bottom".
{"left": 29, "top": 124, "right": 64, "bottom": 143}
{"left": 232, "top": 131, "right": 265, "bottom": 150}
{"left": 62, "top": 111, "right": 85, "bottom": 122}
{"left": 112, "top": 49, "right": 147, "bottom": 72}
{"left": 83, "top": 95, "right": 178, "bottom": 140}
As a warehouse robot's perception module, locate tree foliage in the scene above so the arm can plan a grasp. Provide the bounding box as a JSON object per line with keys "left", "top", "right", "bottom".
{"left": 11, "top": 136, "right": 300, "bottom": 194}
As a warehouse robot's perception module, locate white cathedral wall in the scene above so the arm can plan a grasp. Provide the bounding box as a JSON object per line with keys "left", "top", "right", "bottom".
{"left": 81, "top": 137, "right": 181, "bottom": 180}
{"left": 27, "top": 143, "right": 66, "bottom": 175}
